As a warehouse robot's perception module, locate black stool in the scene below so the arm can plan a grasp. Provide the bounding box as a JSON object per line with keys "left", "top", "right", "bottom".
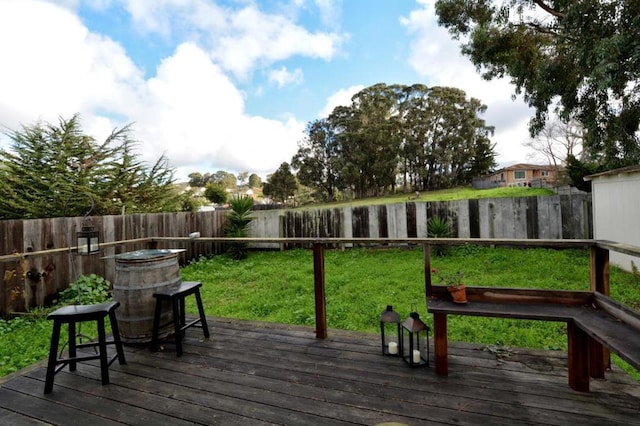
{"left": 151, "top": 281, "right": 209, "bottom": 356}
{"left": 45, "top": 301, "right": 126, "bottom": 394}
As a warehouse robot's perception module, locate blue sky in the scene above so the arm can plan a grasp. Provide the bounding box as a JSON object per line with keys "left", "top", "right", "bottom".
{"left": 0, "top": 0, "right": 538, "bottom": 181}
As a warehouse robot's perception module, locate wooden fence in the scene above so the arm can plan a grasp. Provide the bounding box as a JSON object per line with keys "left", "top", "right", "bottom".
{"left": 0, "top": 193, "right": 591, "bottom": 315}
{"left": 250, "top": 193, "right": 592, "bottom": 247}
{"left": 0, "top": 211, "right": 227, "bottom": 314}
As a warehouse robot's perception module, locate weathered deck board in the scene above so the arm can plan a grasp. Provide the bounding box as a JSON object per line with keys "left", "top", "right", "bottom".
{"left": 1, "top": 317, "right": 639, "bottom": 425}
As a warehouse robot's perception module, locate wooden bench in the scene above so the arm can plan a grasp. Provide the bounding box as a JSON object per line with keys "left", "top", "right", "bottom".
{"left": 427, "top": 287, "right": 640, "bottom": 392}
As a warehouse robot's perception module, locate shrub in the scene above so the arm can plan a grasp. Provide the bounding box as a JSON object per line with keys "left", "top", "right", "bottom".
{"left": 56, "top": 274, "right": 112, "bottom": 306}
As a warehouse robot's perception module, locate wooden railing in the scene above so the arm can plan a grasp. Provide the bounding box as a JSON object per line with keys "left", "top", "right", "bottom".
{"left": 4, "top": 236, "right": 633, "bottom": 334}
{"left": 2, "top": 236, "right": 637, "bottom": 320}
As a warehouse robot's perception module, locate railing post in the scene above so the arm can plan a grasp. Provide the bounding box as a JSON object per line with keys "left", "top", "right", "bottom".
{"left": 313, "top": 243, "right": 328, "bottom": 339}
{"left": 589, "top": 244, "right": 611, "bottom": 372}
{"left": 424, "top": 243, "right": 432, "bottom": 299}
{"left": 590, "top": 245, "right": 610, "bottom": 295}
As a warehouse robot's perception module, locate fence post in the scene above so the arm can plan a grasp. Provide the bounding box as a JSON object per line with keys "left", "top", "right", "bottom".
{"left": 313, "top": 243, "right": 327, "bottom": 339}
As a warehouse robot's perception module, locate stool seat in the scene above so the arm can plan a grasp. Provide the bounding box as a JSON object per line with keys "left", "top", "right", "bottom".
{"left": 45, "top": 301, "right": 126, "bottom": 394}
{"left": 151, "top": 281, "right": 209, "bottom": 356}
{"left": 48, "top": 302, "right": 121, "bottom": 321}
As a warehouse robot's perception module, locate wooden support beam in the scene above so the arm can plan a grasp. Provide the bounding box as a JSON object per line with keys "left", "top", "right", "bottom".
{"left": 433, "top": 313, "right": 448, "bottom": 376}
{"left": 313, "top": 243, "right": 327, "bottom": 339}
{"left": 588, "top": 338, "right": 606, "bottom": 379}
{"left": 568, "top": 321, "right": 589, "bottom": 392}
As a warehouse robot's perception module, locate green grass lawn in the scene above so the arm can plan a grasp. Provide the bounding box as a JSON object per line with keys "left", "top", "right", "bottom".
{"left": 296, "top": 186, "right": 556, "bottom": 209}
{"left": 2, "top": 245, "right": 638, "bottom": 380}
{"left": 179, "top": 245, "right": 640, "bottom": 379}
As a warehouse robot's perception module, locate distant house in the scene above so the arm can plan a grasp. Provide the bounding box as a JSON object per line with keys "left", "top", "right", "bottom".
{"left": 477, "top": 163, "right": 562, "bottom": 188}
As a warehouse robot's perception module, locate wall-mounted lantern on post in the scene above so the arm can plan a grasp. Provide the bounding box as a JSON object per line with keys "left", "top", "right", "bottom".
{"left": 76, "top": 195, "right": 100, "bottom": 255}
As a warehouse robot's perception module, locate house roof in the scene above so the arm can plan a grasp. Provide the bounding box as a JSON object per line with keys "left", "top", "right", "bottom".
{"left": 497, "top": 163, "right": 560, "bottom": 171}
{"left": 481, "top": 163, "right": 561, "bottom": 177}
{"left": 584, "top": 164, "right": 640, "bottom": 181}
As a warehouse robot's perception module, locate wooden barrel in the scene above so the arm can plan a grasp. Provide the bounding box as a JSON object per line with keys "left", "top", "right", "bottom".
{"left": 112, "top": 250, "right": 183, "bottom": 343}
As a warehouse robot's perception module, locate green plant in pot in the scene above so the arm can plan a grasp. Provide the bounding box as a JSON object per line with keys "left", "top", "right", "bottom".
{"left": 432, "top": 268, "right": 467, "bottom": 304}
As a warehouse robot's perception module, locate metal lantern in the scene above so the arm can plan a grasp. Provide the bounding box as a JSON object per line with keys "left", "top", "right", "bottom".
{"left": 379, "top": 305, "right": 402, "bottom": 356}
{"left": 77, "top": 224, "right": 100, "bottom": 255}
{"left": 75, "top": 194, "right": 100, "bottom": 255}
{"left": 401, "top": 311, "right": 430, "bottom": 367}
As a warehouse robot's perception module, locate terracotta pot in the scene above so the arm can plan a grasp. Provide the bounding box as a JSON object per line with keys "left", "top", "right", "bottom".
{"left": 447, "top": 284, "right": 467, "bottom": 304}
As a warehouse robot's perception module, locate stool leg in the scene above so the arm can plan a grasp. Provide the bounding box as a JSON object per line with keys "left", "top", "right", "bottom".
{"left": 172, "top": 298, "right": 183, "bottom": 356}
{"left": 151, "top": 297, "right": 162, "bottom": 352}
{"left": 97, "top": 316, "right": 110, "bottom": 385}
{"left": 68, "top": 321, "right": 77, "bottom": 372}
{"left": 44, "top": 320, "right": 62, "bottom": 394}
{"left": 195, "top": 289, "right": 209, "bottom": 338}
{"left": 108, "top": 310, "right": 126, "bottom": 365}
{"left": 179, "top": 296, "right": 186, "bottom": 329}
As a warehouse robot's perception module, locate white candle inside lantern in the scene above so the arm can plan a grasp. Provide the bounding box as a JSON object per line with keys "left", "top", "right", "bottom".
{"left": 388, "top": 342, "right": 398, "bottom": 354}
{"left": 412, "top": 350, "right": 421, "bottom": 363}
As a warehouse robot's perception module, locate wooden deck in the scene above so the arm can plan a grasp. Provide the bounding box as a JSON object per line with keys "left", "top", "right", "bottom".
{"left": 1, "top": 317, "right": 639, "bottom": 425}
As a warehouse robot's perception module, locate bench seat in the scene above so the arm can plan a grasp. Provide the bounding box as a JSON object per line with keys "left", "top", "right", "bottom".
{"left": 574, "top": 302, "right": 640, "bottom": 371}
{"left": 427, "top": 299, "right": 579, "bottom": 321}
{"left": 427, "top": 287, "right": 640, "bottom": 392}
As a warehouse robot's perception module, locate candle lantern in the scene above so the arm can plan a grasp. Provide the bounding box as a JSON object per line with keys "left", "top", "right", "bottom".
{"left": 401, "top": 311, "right": 429, "bottom": 367}
{"left": 77, "top": 224, "right": 100, "bottom": 255}
{"left": 75, "top": 194, "right": 100, "bottom": 255}
{"left": 379, "top": 305, "right": 401, "bottom": 356}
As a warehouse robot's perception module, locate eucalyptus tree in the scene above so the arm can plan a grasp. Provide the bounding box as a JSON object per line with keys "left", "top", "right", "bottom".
{"left": 435, "top": 0, "right": 640, "bottom": 168}
{"left": 329, "top": 84, "right": 402, "bottom": 198}
{"left": 0, "top": 114, "right": 180, "bottom": 219}
{"left": 292, "top": 118, "right": 342, "bottom": 202}
{"left": 293, "top": 82, "right": 496, "bottom": 197}
{"left": 350, "top": 83, "right": 403, "bottom": 195}
{"left": 395, "top": 84, "right": 431, "bottom": 191}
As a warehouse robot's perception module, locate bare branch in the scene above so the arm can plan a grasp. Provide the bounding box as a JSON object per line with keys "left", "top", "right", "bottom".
{"left": 532, "top": 0, "right": 565, "bottom": 19}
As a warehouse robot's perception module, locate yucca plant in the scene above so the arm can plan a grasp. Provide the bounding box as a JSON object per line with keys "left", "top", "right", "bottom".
{"left": 225, "top": 196, "right": 255, "bottom": 259}
{"left": 426, "top": 216, "right": 453, "bottom": 256}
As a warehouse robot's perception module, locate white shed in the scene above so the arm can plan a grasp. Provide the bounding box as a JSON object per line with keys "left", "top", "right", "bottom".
{"left": 585, "top": 165, "right": 640, "bottom": 272}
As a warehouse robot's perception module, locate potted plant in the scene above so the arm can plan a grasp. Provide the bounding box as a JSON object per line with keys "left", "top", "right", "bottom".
{"left": 432, "top": 269, "right": 467, "bottom": 303}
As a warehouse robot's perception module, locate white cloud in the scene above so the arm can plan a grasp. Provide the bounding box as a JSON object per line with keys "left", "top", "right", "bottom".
{"left": 211, "top": 5, "right": 342, "bottom": 79}
{"left": 0, "top": 0, "right": 306, "bottom": 181}
{"left": 318, "top": 85, "right": 364, "bottom": 118}
{"left": 268, "top": 66, "right": 304, "bottom": 88}
{"left": 0, "top": 0, "right": 143, "bottom": 131}
{"left": 401, "top": 0, "right": 535, "bottom": 165}
{"left": 139, "top": 42, "right": 305, "bottom": 177}
{"left": 114, "top": 0, "right": 344, "bottom": 80}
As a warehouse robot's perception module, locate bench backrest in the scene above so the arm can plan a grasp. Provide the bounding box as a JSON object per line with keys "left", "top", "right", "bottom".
{"left": 431, "top": 285, "right": 594, "bottom": 306}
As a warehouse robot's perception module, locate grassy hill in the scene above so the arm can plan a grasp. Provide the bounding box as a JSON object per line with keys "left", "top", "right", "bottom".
{"left": 298, "top": 186, "right": 556, "bottom": 210}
